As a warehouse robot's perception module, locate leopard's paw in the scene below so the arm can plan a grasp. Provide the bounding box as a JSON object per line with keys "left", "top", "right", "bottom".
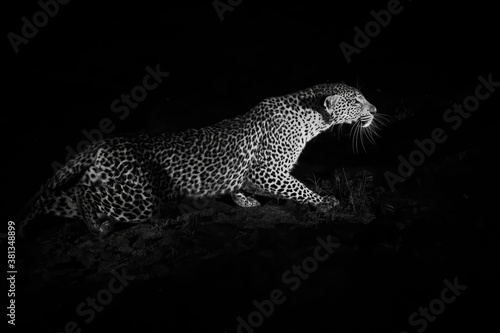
{"left": 232, "top": 192, "right": 261, "bottom": 208}
{"left": 317, "top": 195, "right": 339, "bottom": 212}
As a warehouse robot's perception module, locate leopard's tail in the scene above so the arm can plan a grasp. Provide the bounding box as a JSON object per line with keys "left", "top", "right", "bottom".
{"left": 45, "top": 144, "right": 97, "bottom": 190}
{"left": 18, "top": 148, "right": 96, "bottom": 237}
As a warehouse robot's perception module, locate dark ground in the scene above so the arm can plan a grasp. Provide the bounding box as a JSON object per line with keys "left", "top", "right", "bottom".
{"left": 2, "top": 1, "right": 500, "bottom": 332}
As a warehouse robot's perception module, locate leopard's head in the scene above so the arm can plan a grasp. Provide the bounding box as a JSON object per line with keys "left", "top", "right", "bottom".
{"left": 322, "top": 83, "right": 377, "bottom": 127}
{"left": 313, "top": 83, "right": 387, "bottom": 152}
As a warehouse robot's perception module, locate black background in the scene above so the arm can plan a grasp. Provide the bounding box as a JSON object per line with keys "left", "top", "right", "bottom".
{"left": 3, "top": 0, "right": 499, "bottom": 211}
{"left": 3, "top": 0, "right": 500, "bottom": 332}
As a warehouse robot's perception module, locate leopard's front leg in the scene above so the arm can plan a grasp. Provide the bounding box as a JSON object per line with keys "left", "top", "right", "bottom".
{"left": 247, "top": 166, "right": 338, "bottom": 208}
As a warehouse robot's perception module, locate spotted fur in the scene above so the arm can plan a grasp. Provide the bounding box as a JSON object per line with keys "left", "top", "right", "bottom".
{"left": 19, "top": 83, "right": 377, "bottom": 236}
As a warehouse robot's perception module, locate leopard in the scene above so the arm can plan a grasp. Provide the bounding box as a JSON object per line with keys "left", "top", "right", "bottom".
{"left": 19, "top": 83, "right": 379, "bottom": 236}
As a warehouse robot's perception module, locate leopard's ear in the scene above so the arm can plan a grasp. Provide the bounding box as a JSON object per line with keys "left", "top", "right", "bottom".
{"left": 317, "top": 95, "right": 340, "bottom": 124}
{"left": 323, "top": 95, "right": 340, "bottom": 113}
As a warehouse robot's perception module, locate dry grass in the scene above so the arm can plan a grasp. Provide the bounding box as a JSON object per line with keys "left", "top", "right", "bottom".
{"left": 305, "top": 168, "right": 375, "bottom": 223}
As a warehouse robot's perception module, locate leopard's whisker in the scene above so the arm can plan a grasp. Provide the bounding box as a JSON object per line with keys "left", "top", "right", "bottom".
{"left": 349, "top": 121, "right": 357, "bottom": 141}
{"left": 361, "top": 125, "right": 369, "bottom": 153}
{"left": 351, "top": 122, "right": 358, "bottom": 154}
{"left": 374, "top": 113, "right": 391, "bottom": 125}
{"left": 355, "top": 121, "right": 362, "bottom": 154}
{"left": 364, "top": 126, "right": 376, "bottom": 145}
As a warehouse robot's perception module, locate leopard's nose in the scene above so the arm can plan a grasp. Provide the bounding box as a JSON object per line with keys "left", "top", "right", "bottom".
{"left": 368, "top": 104, "right": 377, "bottom": 114}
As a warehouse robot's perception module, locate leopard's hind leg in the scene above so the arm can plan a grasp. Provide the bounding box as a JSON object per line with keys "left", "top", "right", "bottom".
{"left": 74, "top": 186, "right": 115, "bottom": 236}
{"left": 74, "top": 177, "right": 160, "bottom": 236}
